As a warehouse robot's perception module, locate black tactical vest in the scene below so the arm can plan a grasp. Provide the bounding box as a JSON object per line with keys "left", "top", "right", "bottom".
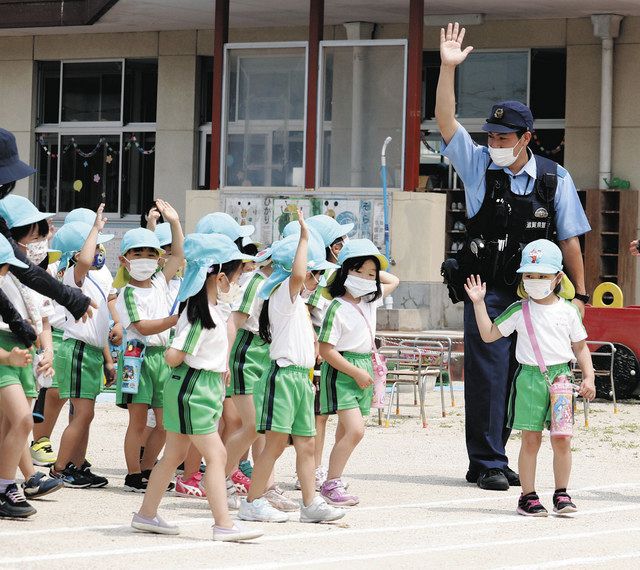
{"left": 460, "top": 153, "right": 559, "bottom": 291}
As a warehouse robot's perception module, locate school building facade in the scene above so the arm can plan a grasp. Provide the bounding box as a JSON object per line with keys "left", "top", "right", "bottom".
{"left": 0, "top": 0, "right": 639, "bottom": 328}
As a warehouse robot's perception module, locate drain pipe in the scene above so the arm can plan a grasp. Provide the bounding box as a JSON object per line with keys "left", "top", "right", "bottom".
{"left": 591, "top": 14, "right": 623, "bottom": 190}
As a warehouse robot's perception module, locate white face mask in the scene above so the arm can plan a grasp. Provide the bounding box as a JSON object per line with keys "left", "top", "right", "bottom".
{"left": 128, "top": 258, "right": 158, "bottom": 281}
{"left": 523, "top": 278, "right": 555, "bottom": 300}
{"left": 21, "top": 238, "right": 48, "bottom": 265}
{"left": 344, "top": 274, "right": 378, "bottom": 299}
{"left": 217, "top": 276, "right": 242, "bottom": 305}
{"left": 488, "top": 137, "right": 523, "bottom": 168}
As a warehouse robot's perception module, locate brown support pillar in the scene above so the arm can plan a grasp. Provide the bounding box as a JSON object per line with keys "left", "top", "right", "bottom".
{"left": 404, "top": 0, "right": 423, "bottom": 191}
{"left": 304, "top": 0, "right": 324, "bottom": 190}
{"left": 209, "top": 0, "right": 229, "bottom": 190}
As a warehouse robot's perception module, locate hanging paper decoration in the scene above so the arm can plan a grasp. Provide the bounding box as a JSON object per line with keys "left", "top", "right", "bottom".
{"left": 93, "top": 174, "right": 101, "bottom": 183}
{"left": 83, "top": 160, "right": 88, "bottom": 168}
{"left": 73, "top": 180, "right": 83, "bottom": 192}
{"left": 35, "top": 135, "right": 156, "bottom": 160}
{"left": 106, "top": 155, "right": 113, "bottom": 164}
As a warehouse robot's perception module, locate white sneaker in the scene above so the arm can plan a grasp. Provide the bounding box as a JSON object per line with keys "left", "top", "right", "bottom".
{"left": 238, "top": 497, "right": 289, "bottom": 523}
{"left": 212, "top": 523, "right": 264, "bottom": 542}
{"left": 131, "top": 512, "right": 179, "bottom": 535}
{"left": 264, "top": 487, "right": 299, "bottom": 512}
{"left": 300, "top": 496, "right": 346, "bottom": 523}
{"left": 226, "top": 478, "right": 240, "bottom": 510}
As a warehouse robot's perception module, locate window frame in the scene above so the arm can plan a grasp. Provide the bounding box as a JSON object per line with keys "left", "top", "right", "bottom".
{"left": 220, "top": 41, "right": 309, "bottom": 190}
{"left": 315, "top": 39, "right": 408, "bottom": 191}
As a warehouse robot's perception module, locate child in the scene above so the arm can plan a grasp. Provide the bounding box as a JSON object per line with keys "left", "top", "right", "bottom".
{"left": 115, "top": 199, "right": 184, "bottom": 492}
{"left": 132, "top": 232, "right": 263, "bottom": 542}
{"left": 0, "top": 233, "right": 44, "bottom": 517}
{"left": 318, "top": 239, "right": 399, "bottom": 506}
{"left": 238, "top": 209, "right": 344, "bottom": 524}
{"left": 464, "top": 239, "right": 596, "bottom": 516}
{"left": 50, "top": 206, "right": 115, "bottom": 488}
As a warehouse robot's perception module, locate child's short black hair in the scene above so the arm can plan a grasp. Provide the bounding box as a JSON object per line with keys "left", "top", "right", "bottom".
{"left": 140, "top": 201, "right": 164, "bottom": 229}
{"left": 10, "top": 220, "right": 49, "bottom": 244}
{"left": 328, "top": 255, "right": 381, "bottom": 303}
{"left": 0, "top": 181, "right": 16, "bottom": 200}
{"left": 179, "top": 259, "right": 242, "bottom": 329}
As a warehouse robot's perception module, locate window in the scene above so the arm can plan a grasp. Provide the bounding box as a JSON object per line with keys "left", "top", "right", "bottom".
{"left": 318, "top": 41, "right": 406, "bottom": 189}
{"left": 222, "top": 44, "right": 306, "bottom": 188}
{"left": 197, "top": 57, "right": 213, "bottom": 188}
{"left": 35, "top": 59, "right": 158, "bottom": 216}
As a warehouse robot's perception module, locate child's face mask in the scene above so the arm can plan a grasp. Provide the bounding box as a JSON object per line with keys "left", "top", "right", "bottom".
{"left": 91, "top": 246, "right": 107, "bottom": 270}
{"left": 523, "top": 275, "right": 558, "bottom": 300}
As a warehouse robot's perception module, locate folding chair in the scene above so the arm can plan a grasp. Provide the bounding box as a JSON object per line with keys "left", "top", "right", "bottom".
{"left": 400, "top": 339, "right": 448, "bottom": 417}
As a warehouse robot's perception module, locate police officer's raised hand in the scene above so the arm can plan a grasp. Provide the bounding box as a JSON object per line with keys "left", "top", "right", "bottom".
{"left": 629, "top": 239, "right": 640, "bottom": 257}
{"left": 440, "top": 22, "right": 473, "bottom": 68}
{"left": 464, "top": 274, "right": 486, "bottom": 304}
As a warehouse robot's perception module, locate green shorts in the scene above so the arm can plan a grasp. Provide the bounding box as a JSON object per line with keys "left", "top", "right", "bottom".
{"left": 230, "top": 329, "right": 270, "bottom": 396}
{"left": 163, "top": 363, "right": 224, "bottom": 435}
{"left": 320, "top": 352, "right": 373, "bottom": 416}
{"left": 507, "top": 363, "right": 571, "bottom": 432}
{"left": 0, "top": 330, "right": 35, "bottom": 398}
{"left": 255, "top": 362, "right": 316, "bottom": 437}
{"left": 117, "top": 346, "right": 170, "bottom": 409}
{"left": 57, "top": 338, "right": 105, "bottom": 401}
{"left": 49, "top": 328, "right": 64, "bottom": 390}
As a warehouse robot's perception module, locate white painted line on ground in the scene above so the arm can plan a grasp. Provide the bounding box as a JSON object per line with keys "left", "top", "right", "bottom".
{"left": 0, "top": 481, "right": 633, "bottom": 539}
{"left": 497, "top": 549, "right": 640, "bottom": 569}
{"left": 1, "top": 500, "right": 639, "bottom": 565}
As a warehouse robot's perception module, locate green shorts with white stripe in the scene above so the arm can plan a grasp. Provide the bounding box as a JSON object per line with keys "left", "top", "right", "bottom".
{"left": 56, "top": 338, "right": 105, "bottom": 400}
{"left": 229, "top": 329, "right": 270, "bottom": 396}
{"left": 163, "top": 363, "right": 224, "bottom": 435}
{"left": 0, "top": 330, "right": 35, "bottom": 398}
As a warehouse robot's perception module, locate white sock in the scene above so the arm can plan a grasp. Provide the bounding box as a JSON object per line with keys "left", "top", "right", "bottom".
{"left": 0, "top": 479, "right": 15, "bottom": 493}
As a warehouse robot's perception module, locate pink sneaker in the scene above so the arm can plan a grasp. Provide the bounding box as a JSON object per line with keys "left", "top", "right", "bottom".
{"left": 320, "top": 478, "right": 359, "bottom": 506}
{"left": 175, "top": 471, "right": 206, "bottom": 499}
{"left": 231, "top": 469, "right": 251, "bottom": 495}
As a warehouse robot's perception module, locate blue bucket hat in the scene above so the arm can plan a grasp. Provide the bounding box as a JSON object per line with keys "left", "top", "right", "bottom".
{"left": 0, "top": 233, "right": 28, "bottom": 269}
{"left": 64, "top": 208, "right": 96, "bottom": 226}
{"left": 51, "top": 221, "right": 114, "bottom": 269}
{"left": 177, "top": 233, "right": 255, "bottom": 302}
{"left": 517, "top": 239, "right": 563, "bottom": 275}
{"left": 482, "top": 101, "right": 534, "bottom": 134}
{"left": 259, "top": 232, "right": 338, "bottom": 300}
{"left": 195, "top": 212, "right": 254, "bottom": 241}
{"left": 0, "top": 129, "right": 36, "bottom": 186}
{"left": 120, "top": 227, "right": 163, "bottom": 255}
{"left": 154, "top": 222, "right": 172, "bottom": 247}
{"left": 0, "top": 195, "right": 53, "bottom": 229}
{"left": 282, "top": 214, "right": 354, "bottom": 246}
{"left": 337, "top": 238, "right": 389, "bottom": 271}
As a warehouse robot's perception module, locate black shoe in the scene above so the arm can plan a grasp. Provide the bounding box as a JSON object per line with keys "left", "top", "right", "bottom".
{"left": 22, "top": 471, "right": 63, "bottom": 498}
{"left": 80, "top": 462, "right": 109, "bottom": 488}
{"left": 124, "top": 473, "right": 147, "bottom": 493}
{"left": 517, "top": 492, "right": 548, "bottom": 517}
{"left": 465, "top": 469, "right": 479, "bottom": 483}
{"left": 50, "top": 463, "right": 93, "bottom": 488}
{"left": 477, "top": 468, "right": 509, "bottom": 491}
{"left": 504, "top": 466, "right": 521, "bottom": 487}
{"left": 0, "top": 483, "right": 37, "bottom": 518}
{"left": 141, "top": 469, "right": 175, "bottom": 492}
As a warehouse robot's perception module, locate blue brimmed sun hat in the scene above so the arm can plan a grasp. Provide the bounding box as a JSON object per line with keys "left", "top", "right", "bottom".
{"left": 0, "top": 233, "right": 28, "bottom": 269}
{"left": 517, "top": 239, "right": 562, "bottom": 275}
{"left": 0, "top": 195, "right": 53, "bottom": 229}
{"left": 195, "top": 212, "right": 254, "bottom": 241}
{"left": 337, "top": 238, "right": 388, "bottom": 271}
{"left": 64, "top": 208, "right": 96, "bottom": 226}
{"left": 51, "top": 221, "right": 114, "bottom": 270}
{"left": 113, "top": 228, "right": 163, "bottom": 288}
{"left": 177, "top": 233, "right": 255, "bottom": 302}
{"left": 282, "top": 214, "right": 354, "bottom": 246}
{"left": 154, "top": 222, "right": 172, "bottom": 248}
{"left": 0, "top": 129, "right": 36, "bottom": 186}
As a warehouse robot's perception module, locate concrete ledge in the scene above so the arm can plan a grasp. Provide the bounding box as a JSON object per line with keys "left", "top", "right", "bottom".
{"left": 377, "top": 308, "right": 426, "bottom": 332}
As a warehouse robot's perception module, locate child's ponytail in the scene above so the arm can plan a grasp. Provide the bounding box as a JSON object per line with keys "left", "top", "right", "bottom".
{"left": 258, "top": 299, "right": 272, "bottom": 344}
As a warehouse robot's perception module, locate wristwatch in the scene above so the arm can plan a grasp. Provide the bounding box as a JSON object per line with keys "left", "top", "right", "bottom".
{"left": 573, "top": 293, "right": 590, "bottom": 304}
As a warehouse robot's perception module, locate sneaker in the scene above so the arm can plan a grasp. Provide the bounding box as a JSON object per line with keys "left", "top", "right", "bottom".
{"left": 516, "top": 492, "right": 548, "bottom": 517}
{"left": 231, "top": 469, "right": 251, "bottom": 495}
{"left": 22, "top": 471, "right": 63, "bottom": 498}
{"left": 30, "top": 437, "right": 57, "bottom": 466}
{"left": 239, "top": 497, "right": 289, "bottom": 523}
{"left": 0, "top": 483, "right": 37, "bottom": 518}
{"left": 123, "top": 473, "right": 147, "bottom": 493}
{"left": 131, "top": 512, "right": 180, "bottom": 535}
{"left": 175, "top": 472, "right": 206, "bottom": 499}
{"left": 50, "top": 463, "right": 93, "bottom": 489}
{"left": 212, "top": 523, "right": 263, "bottom": 542}
{"left": 264, "top": 487, "right": 299, "bottom": 512}
{"left": 553, "top": 489, "right": 577, "bottom": 514}
{"left": 504, "top": 466, "right": 521, "bottom": 487}
{"left": 315, "top": 466, "right": 327, "bottom": 491}
{"left": 80, "top": 462, "right": 109, "bottom": 488}
{"left": 239, "top": 460, "right": 253, "bottom": 479}
{"left": 141, "top": 469, "right": 175, "bottom": 492}
{"left": 320, "top": 478, "right": 359, "bottom": 507}
{"left": 226, "top": 478, "right": 241, "bottom": 510}
{"left": 300, "top": 496, "right": 345, "bottom": 523}
{"left": 477, "top": 468, "right": 509, "bottom": 491}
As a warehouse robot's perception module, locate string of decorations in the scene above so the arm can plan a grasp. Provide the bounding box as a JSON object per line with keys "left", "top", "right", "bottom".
{"left": 36, "top": 134, "right": 155, "bottom": 160}
{"left": 531, "top": 132, "right": 564, "bottom": 157}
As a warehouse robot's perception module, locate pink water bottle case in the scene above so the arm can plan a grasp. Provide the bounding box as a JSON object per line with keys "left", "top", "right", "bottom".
{"left": 549, "top": 374, "right": 574, "bottom": 438}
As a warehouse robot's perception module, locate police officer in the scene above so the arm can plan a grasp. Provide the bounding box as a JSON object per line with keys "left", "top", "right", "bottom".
{"left": 435, "top": 23, "right": 591, "bottom": 490}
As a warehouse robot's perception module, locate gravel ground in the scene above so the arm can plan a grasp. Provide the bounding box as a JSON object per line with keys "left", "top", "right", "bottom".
{"left": 2, "top": 385, "right": 640, "bottom": 569}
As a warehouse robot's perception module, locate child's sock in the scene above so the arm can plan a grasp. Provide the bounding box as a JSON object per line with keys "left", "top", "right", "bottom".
{"left": 0, "top": 479, "right": 15, "bottom": 493}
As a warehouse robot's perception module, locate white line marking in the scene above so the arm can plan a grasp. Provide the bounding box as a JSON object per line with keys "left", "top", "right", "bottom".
{"left": 0, "top": 481, "right": 632, "bottom": 539}
{"left": 1, "top": 501, "right": 639, "bottom": 565}
{"left": 498, "top": 550, "right": 640, "bottom": 569}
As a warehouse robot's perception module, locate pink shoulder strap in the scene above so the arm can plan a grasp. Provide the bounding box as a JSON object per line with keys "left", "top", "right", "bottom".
{"left": 522, "top": 301, "right": 548, "bottom": 377}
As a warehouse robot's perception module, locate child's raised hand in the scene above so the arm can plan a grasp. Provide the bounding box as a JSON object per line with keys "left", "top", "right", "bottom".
{"left": 464, "top": 274, "right": 486, "bottom": 304}
{"left": 9, "top": 347, "right": 32, "bottom": 368}
{"left": 297, "top": 207, "right": 308, "bottom": 238}
{"left": 94, "top": 203, "right": 107, "bottom": 232}
{"left": 155, "top": 199, "right": 179, "bottom": 224}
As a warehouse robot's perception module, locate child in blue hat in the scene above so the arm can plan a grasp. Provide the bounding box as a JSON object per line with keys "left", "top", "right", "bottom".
{"left": 114, "top": 199, "right": 184, "bottom": 492}
{"left": 318, "top": 239, "right": 399, "bottom": 506}
{"left": 132, "top": 232, "right": 262, "bottom": 542}
{"left": 238, "top": 209, "right": 345, "bottom": 524}
{"left": 465, "top": 238, "right": 595, "bottom": 517}
{"left": 49, "top": 205, "right": 115, "bottom": 489}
